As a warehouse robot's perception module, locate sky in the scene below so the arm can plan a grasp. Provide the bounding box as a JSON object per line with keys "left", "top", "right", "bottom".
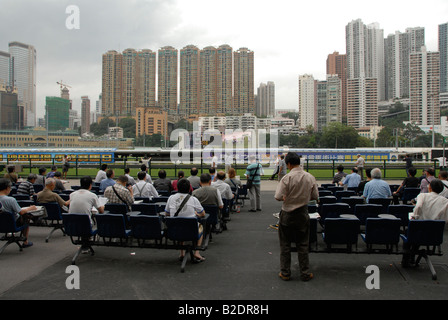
{"left": 1, "top": 0, "right": 448, "bottom": 120}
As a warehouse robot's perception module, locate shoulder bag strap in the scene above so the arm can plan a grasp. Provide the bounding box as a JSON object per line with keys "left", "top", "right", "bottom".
{"left": 174, "top": 194, "right": 191, "bottom": 217}
{"left": 250, "top": 163, "right": 260, "bottom": 182}
{"left": 112, "top": 185, "right": 127, "bottom": 205}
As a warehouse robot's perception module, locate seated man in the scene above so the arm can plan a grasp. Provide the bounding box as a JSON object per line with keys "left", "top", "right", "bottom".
{"left": 124, "top": 167, "right": 136, "bottom": 186}
{"left": 99, "top": 169, "right": 116, "bottom": 192}
{"left": 402, "top": 179, "right": 448, "bottom": 267}
{"left": 94, "top": 164, "right": 108, "bottom": 183}
{"left": 132, "top": 171, "right": 159, "bottom": 200}
{"left": 187, "top": 168, "right": 201, "bottom": 190}
{"left": 392, "top": 167, "right": 419, "bottom": 204}
{"left": 69, "top": 176, "right": 105, "bottom": 225}
{"left": 36, "top": 178, "right": 70, "bottom": 211}
{"left": 104, "top": 175, "right": 134, "bottom": 211}
{"left": 0, "top": 178, "right": 37, "bottom": 248}
{"left": 212, "top": 171, "right": 234, "bottom": 201}
{"left": 165, "top": 179, "right": 206, "bottom": 262}
{"left": 172, "top": 171, "right": 193, "bottom": 192}
{"left": 192, "top": 173, "right": 223, "bottom": 210}
{"left": 332, "top": 165, "right": 347, "bottom": 186}
{"left": 16, "top": 173, "right": 37, "bottom": 198}
{"left": 153, "top": 169, "right": 173, "bottom": 192}
{"left": 339, "top": 167, "right": 361, "bottom": 189}
{"left": 53, "top": 171, "right": 66, "bottom": 192}
{"left": 4, "top": 166, "right": 18, "bottom": 184}
{"left": 362, "top": 168, "right": 392, "bottom": 203}
{"left": 35, "top": 167, "right": 47, "bottom": 186}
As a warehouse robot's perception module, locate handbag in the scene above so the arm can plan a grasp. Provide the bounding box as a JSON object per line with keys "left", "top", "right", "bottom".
{"left": 247, "top": 163, "right": 260, "bottom": 189}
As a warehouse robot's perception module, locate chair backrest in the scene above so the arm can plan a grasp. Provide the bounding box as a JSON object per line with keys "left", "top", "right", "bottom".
{"left": 340, "top": 197, "right": 365, "bottom": 213}
{"left": 202, "top": 205, "right": 219, "bottom": 225}
{"left": 0, "top": 211, "right": 24, "bottom": 233}
{"left": 239, "top": 185, "right": 248, "bottom": 196}
{"left": 318, "top": 196, "right": 337, "bottom": 213}
{"left": 354, "top": 204, "right": 383, "bottom": 224}
{"left": 308, "top": 204, "right": 317, "bottom": 214}
{"left": 387, "top": 204, "right": 414, "bottom": 227}
{"left": 323, "top": 218, "right": 360, "bottom": 245}
{"left": 40, "top": 202, "right": 63, "bottom": 220}
{"left": 62, "top": 213, "right": 94, "bottom": 237}
{"left": 327, "top": 186, "right": 344, "bottom": 195}
{"left": 13, "top": 194, "right": 30, "bottom": 201}
{"left": 335, "top": 190, "right": 356, "bottom": 201}
{"left": 134, "top": 197, "right": 150, "bottom": 203}
{"left": 151, "top": 196, "right": 169, "bottom": 203}
{"left": 402, "top": 187, "right": 421, "bottom": 202}
{"left": 319, "top": 190, "right": 333, "bottom": 198}
{"left": 32, "top": 184, "right": 44, "bottom": 193}
{"left": 129, "top": 215, "right": 163, "bottom": 240}
{"left": 165, "top": 217, "right": 199, "bottom": 242}
{"left": 131, "top": 203, "right": 158, "bottom": 216}
{"left": 95, "top": 213, "right": 129, "bottom": 239}
{"left": 320, "top": 203, "right": 351, "bottom": 222}
{"left": 406, "top": 220, "right": 445, "bottom": 246}
{"left": 368, "top": 198, "right": 392, "bottom": 214}
{"left": 389, "top": 184, "right": 400, "bottom": 193}
{"left": 321, "top": 184, "right": 334, "bottom": 189}
{"left": 364, "top": 218, "right": 401, "bottom": 244}
{"left": 17, "top": 200, "right": 35, "bottom": 208}
{"left": 105, "top": 203, "right": 128, "bottom": 215}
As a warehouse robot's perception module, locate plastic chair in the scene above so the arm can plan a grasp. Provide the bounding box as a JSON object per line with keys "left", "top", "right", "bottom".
{"left": 320, "top": 203, "right": 351, "bottom": 226}
{"left": 40, "top": 202, "right": 66, "bottom": 242}
{"left": 165, "top": 216, "right": 203, "bottom": 273}
{"left": 319, "top": 190, "right": 333, "bottom": 198}
{"left": 354, "top": 204, "right": 383, "bottom": 225}
{"left": 335, "top": 190, "right": 356, "bottom": 202}
{"left": 400, "top": 220, "right": 445, "bottom": 280}
{"left": 322, "top": 218, "right": 360, "bottom": 253}
{"left": 62, "top": 213, "right": 98, "bottom": 265}
{"left": 402, "top": 188, "right": 420, "bottom": 204}
{"left": 0, "top": 211, "right": 28, "bottom": 255}
{"left": 317, "top": 196, "right": 337, "bottom": 214}
{"left": 340, "top": 197, "right": 365, "bottom": 214}
{"left": 129, "top": 215, "right": 164, "bottom": 246}
{"left": 361, "top": 218, "right": 401, "bottom": 253}
{"left": 387, "top": 205, "right": 414, "bottom": 232}
{"left": 131, "top": 203, "right": 158, "bottom": 216}
{"left": 104, "top": 203, "right": 128, "bottom": 215}
{"left": 95, "top": 213, "right": 131, "bottom": 246}
{"left": 368, "top": 198, "right": 393, "bottom": 214}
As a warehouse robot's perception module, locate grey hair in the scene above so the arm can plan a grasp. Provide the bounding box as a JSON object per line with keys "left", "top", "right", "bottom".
{"left": 371, "top": 168, "right": 382, "bottom": 179}
{"left": 45, "top": 178, "right": 56, "bottom": 186}
{"left": 27, "top": 173, "right": 37, "bottom": 181}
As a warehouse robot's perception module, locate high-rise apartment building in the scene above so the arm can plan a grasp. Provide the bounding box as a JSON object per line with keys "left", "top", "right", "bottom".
{"left": 347, "top": 78, "right": 378, "bottom": 129}
{"left": 409, "top": 47, "right": 440, "bottom": 126}
{"left": 199, "top": 46, "right": 218, "bottom": 115}
{"left": 45, "top": 97, "right": 70, "bottom": 131}
{"left": 102, "top": 49, "right": 156, "bottom": 117}
{"left": 384, "top": 27, "right": 425, "bottom": 100}
{"left": 256, "top": 81, "right": 275, "bottom": 117}
{"left": 8, "top": 41, "right": 36, "bottom": 127}
{"left": 81, "top": 96, "right": 90, "bottom": 135}
{"left": 440, "top": 22, "right": 448, "bottom": 93}
{"left": 217, "top": 45, "right": 233, "bottom": 114}
{"left": 298, "top": 74, "right": 317, "bottom": 129}
{"left": 326, "top": 75, "right": 342, "bottom": 125}
{"left": 326, "top": 52, "right": 347, "bottom": 123}
{"left": 316, "top": 80, "right": 327, "bottom": 133}
{"left": 179, "top": 45, "right": 200, "bottom": 116}
{"left": 136, "top": 106, "right": 168, "bottom": 138}
{"left": 234, "top": 47, "right": 254, "bottom": 115}
{"left": 158, "top": 46, "right": 178, "bottom": 114}
{"left": 346, "top": 20, "right": 385, "bottom": 101}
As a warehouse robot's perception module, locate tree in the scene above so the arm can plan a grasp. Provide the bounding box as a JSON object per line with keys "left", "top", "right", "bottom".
{"left": 90, "top": 117, "right": 115, "bottom": 136}
{"left": 320, "top": 122, "right": 366, "bottom": 148}
{"left": 119, "top": 117, "right": 136, "bottom": 138}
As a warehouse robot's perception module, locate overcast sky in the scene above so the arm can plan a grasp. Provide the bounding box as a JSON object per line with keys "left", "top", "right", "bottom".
{"left": 1, "top": 0, "right": 448, "bottom": 119}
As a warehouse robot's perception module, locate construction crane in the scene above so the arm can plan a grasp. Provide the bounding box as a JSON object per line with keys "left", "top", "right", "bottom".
{"left": 57, "top": 81, "right": 72, "bottom": 91}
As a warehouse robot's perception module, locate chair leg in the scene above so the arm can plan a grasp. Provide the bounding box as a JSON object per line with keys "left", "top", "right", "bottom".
{"left": 180, "top": 248, "right": 189, "bottom": 273}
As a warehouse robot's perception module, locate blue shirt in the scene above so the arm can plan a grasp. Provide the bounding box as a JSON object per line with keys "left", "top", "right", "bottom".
{"left": 363, "top": 179, "right": 392, "bottom": 202}
{"left": 343, "top": 173, "right": 361, "bottom": 188}
{"left": 100, "top": 178, "right": 116, "bottom": 192}
{"left": 0, "top": 195, "right": 22, "bottom": 221}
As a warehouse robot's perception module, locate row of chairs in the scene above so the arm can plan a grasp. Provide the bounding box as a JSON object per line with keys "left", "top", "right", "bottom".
{"left": 62, "top": 213, "right": 207, "bottom": 273}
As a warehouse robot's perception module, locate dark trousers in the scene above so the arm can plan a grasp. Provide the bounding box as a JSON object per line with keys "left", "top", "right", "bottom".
{"left": 278, "top": 206, "right": 310, "bottom": 278}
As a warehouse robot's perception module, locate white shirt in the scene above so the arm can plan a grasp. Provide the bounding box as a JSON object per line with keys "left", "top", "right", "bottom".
{"left": 355, "top": 156, "right": 365, "bottom": 168}
{"left": 69, "top": 189, "right": 102, "bottom": 225}
{"left": 211, "top": 156, "right": 218, "bottom": 168}
{"left": 125, "top": 174, "right": 136, "bottom": 186}
{"left": 411, "top": 192, "right": 448, "bottom": 222}
{"left": 440, "top": 180, "right": 448, "bottom": 198}
{"left": 212, "top": 180, "right": 233, "bottom": 200}
{"left": 165, "top": 193, "right": 204, "bottom": 218}
{"left": 94, "top": 170, "right": 107, "bottom": 183}
{"left": 132, "top": 180, "right": 159, "bottom": 199}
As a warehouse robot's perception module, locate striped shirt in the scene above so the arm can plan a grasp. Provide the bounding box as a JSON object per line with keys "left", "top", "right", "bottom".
{"left": 245, "top": 163, "right": 264, "bottom": 185}
{"left": 16, "top": 181, "right": 35, "bottom": 196}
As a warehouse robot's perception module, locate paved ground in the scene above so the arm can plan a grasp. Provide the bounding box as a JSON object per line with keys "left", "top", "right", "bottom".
{"left": 1, "top": 180, "right": 447, "bottom": 302}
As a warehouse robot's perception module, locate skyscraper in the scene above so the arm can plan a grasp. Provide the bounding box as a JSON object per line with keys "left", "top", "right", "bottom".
{"left": 179, "top": 45, "right": 200, "bottom": 116}
{"left": 384, "top": 27, "right": 425, "bottom": 99}
{"left": 234, "top": 47, "right": 254, "bottom": 115}
{"left": 45, "top": 96, "right": 70, "bottom": 131}
{"left": 8, "top": 41, "right": 36, "bottom": 127}
{"left": 326, "top": 52, "right": 347, "bottom": 123}
{"left": 217, "top": 45, "right": 233, "bottom": 114}
{"left": 298, "top": 74, "right": 317, "bottom": 129}
{"left": 256, "top": 81, "right": 275, "bottom": 117}
{"left": 158, "top": 46, "right": 178, "bottom": 114}
{"left": 81, "top": 96, "right": 90, "bottom": 135}
{"left": 102, "top": 49, "right": 156, "bottom": 117}
{"left": 199, "top": 46, "right": 218, "bottom": 115}
{"left": 347, "top": 78, "right": 378, "bottom": 129}
{"left": 440, "top": 22, "right": 448, "bottom": 93}
{"left": 409, "top": 47, "right": 440, "bottom": 126}
{"left": 0, "top": 51, "right": 10, "bottom": 87}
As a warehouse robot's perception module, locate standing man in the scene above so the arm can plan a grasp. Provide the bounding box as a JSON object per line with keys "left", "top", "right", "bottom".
{"left": 405, "top": 154, "right": 413, "bottom": 177}
{"left": 275, "top": 152, "right": 318, "bottom": 282}
{"left": 277, "top": 155, "right": 287, "bottom": 181}
{"left": 245, "top": 155, "right": 264, "bottom": 212}
{"left": 355, "top": 154, "right": 365, "bottom": 180}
